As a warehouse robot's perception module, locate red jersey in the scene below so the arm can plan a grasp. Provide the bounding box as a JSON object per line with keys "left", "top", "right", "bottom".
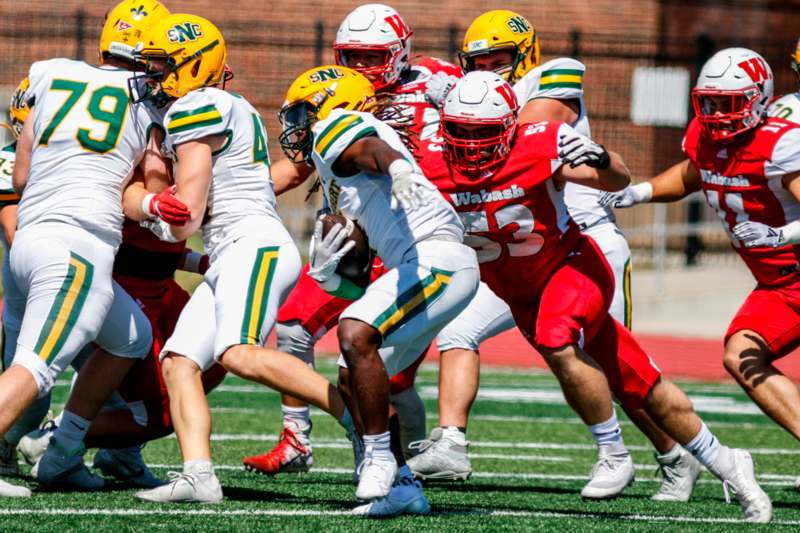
{"left": 383, "top": 56, "right": 462, "bottom": 159}
{"left": 113, "top": 219, "right": 186, "bottom": 284}
{"left": 421, "top": 121, "right": 581, "bottom": 309}
{"left": 683, "top": 117, "right": 800, "bottom": 286}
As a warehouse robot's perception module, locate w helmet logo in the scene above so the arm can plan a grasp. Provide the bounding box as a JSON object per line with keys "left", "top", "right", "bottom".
{"left": 506, "top": 15, "right": 531, "bottom": 34}
{"left": 130, "top": 5, "right": 148, "bottom": 21}
{"left": 167, "top": 22, "right": 204, "bottom": 44}
{"left": 738, "top": 57, "right": 770, "bottom": 84}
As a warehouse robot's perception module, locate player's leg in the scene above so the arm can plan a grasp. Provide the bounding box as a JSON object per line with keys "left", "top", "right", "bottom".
{"left": 343, "top": 240, "right": 478, "bottom": 515}
{"left": 388, "top": 353, "right": 426, "bottom": 456}
{"left": 722, "top": 286, "right": 800, "bottom": 438}
{"left": 586, "top": 224, "right": 700, "bottom": 501}
{"left": 408, "top": 282, "right": 514, "bottom": 481}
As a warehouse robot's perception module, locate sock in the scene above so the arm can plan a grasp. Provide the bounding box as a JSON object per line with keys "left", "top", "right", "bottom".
{"left": 52, "top": 410, "right": 90, "bottom": 454}
{"left": 389, "top": 388, "right": 427, "bottom": 452}
{"left": 397, "top": 464, "right": 413, "bottom": 481}
{"left": 655, "top": 443, "right": 683, "bottom": 464}
{"left": 363, "top": 431, "right": 393, "bottom": 460}
{"left": 282, "top": 405, "right": 311, "bottom": 433}
{"left": 338, "top": 407, "right": 356, "bottom": 434}
{"left": 587, "top": 411, "right": 626, "bottom": 454}
{"left": 441, "top": 426, "right": 467, "bottom": 445}
{"left": 684, "top": 422, "right": 732, "bottom": 476}
{"left": 184, "top": 458, "right": 214, "bottom": 476}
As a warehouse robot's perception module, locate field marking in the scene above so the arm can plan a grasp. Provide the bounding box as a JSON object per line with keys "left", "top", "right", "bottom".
{"left": 2, "top": 506, "right": 797, "bottom": 525}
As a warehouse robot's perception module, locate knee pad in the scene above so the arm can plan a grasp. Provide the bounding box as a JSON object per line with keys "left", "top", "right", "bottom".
{"left": 276, "top": 320, "right": 315, "bottom": 366}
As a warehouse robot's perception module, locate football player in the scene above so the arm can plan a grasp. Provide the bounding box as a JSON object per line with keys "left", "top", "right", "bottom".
{"left": 766, "top": 37, "right": 800, "bottom": 121}
{"left": 245, "top": 3, "right": 460, "bottom": 475}
{"left": 606, "top": 47, "right": 800, "bottom": 494}
{"left": 413, "top": 9, "right": 700, "bottom": 501}
{"left": 129, "top": 14, "right": 358, "bottom": 504}
{"left": 428, "top": 70, "right": 772, "bottom": 522}
{"left": 0, "top": 0, "right": 178, "bottom": 497}
{"left": 277, "top": 65, "right": 480, "bottom": 516}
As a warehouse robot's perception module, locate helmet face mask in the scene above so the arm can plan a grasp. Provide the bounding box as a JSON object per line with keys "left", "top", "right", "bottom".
{"left": 459, "top": 47, "right": 518, "bottom": 81}
{"left": 278, "top": 101, "right": 318, "bottom": 164}
{"left": 8, "top": 77, "right": 32, "bottom": 138}
{"left": 692, "top": 47, "right": 774, "bottom": 143}
{"left": 461, "top": 10, "right": 539, "bottom": 84}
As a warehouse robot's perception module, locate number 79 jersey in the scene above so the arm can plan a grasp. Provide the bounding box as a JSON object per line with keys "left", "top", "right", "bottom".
{"left": 422, "top": 121, "right": 581, "bottom": 308}
{"left": 682, "top": 116, "right": 800, "bottom": 286}
{"left": 18, "top": 58, "right": 153, "bottom": 248}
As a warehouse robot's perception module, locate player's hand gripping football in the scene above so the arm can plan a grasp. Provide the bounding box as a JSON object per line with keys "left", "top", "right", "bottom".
{"left": 558, "top": 129, "right": 610, "bottom": 169}
{"left": 389, "top": 159, "right": 430, "bottom": 210}
{"left": 142, "top": 186, "right": 191, "bottom": 225}
{"left": 599, "top": 183, "right": 653, "bottom": 208}
{"left": 426, "top": 72, "right": 459, "bottom": 107}
{"left": 307, "top": 216, "right": 357, "bottom": 283}
{"left": 733, "top": 221, "right": 785, "bottom": 248}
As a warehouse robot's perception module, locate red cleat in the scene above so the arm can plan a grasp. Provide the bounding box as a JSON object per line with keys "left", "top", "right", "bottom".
{"left": 243, "top": 425, "right": 313, "bottom": 475}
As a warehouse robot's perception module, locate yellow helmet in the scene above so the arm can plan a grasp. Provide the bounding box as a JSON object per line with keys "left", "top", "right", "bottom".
{"left": 460, "top": 10, "right": 540, "bottom": 84}
{"left": 792, "top": 37, "right": 800, "bottom": 83}
{"left": 135, "top": 13, "right": 227, "bottom": 101}
{"left": 99, "top": 0, "right": 171, "bottom": 65}
{"left": 7, "top": 77, "right": 32, "bottom": 138}
{"left": 278, "top": 65, "right": 375, "bottom": 163}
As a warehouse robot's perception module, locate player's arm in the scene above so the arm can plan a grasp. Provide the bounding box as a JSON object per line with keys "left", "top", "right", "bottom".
{"left": 518, "top": 97, "right": 580, "bottom": 125}
{"left": 11, "top": 118, "right": 33, "bottom": 195}
{"left": 557, "top": 149, "right": 631, "bottom": 191}
{"left": 334, "top": 135, "right": 428, "bottom": 209}
{"left": 733, "top": 170, "right": 800, "bottom": 247}
{"left": 599, "top": 159, "right": 701, "bottom": 209}
{"left": 272, "top": 157, "right": 314, "bottom": 196}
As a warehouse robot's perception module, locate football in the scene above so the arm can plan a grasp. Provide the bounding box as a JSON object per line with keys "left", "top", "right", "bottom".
{"left": 320, "top": 213, "right": 374, "bottom": 286}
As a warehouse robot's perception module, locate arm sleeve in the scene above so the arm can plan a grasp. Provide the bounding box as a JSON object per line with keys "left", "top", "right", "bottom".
{"left": 765, "top": 128, "right": 800, "bottom": 178}
{"left": 312, "top": 111, "right": 380, "bottom": 167}
{"left": 164, "top": 90, "right": 233, "bottom": 146}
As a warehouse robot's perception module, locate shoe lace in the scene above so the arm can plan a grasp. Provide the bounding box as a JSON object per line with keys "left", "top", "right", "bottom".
{"left": 166, "top": 471, "right": 197, "bottom": 493}
{"left": 278, "top": 427, "right": 308, "bottom": 454}
{"left": 654, "top": 462, "right": 679, "bottom": 492}
{"left": 407, "top": 439, "right": 434, "bottom": 455}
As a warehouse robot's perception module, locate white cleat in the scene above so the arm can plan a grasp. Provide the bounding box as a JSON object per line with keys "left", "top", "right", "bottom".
{"left": 652, "top": 447, "right": 702, "bottom": 502}
{"left": 93, "top": 446, "right": 165, "bottom": 488}
{"left": 719, "top": 449, "right": 772, "bottom": 523}
{"left": 135, "top": 470, "right": 223, "bottom": 504}
{"left": 352, "top": 476, "right": 431, "bottom": 517}
{"left": 0, "top": 440, "right": 19, "bottom": 476}
{"left": 36, "top": 441, "right": 104, "bottom": 491}
{"left": 355, "top": 447, "right": 397, "bottom": 501}
{"left": 581, "top": 449, "right": 635, "bottom": 500}
{"left": 0, "top": 477, "right": 31, "bottom": 498}
{"left": 18, "top": 422, "right": 56, "bottom": 468}
{"left": 407, "top": 427, "right": 471, "bottom": 481}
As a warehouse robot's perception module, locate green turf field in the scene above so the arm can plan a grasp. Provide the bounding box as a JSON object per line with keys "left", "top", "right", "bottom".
{"left": 2, "top": 357, "right": 799, "bottom": 531}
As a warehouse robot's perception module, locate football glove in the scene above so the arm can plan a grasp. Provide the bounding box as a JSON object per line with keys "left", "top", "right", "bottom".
{"left": 733, "top": 220, "right": 791, "bottom": 248}
{"left": 558, "top": 129, "right": 610, "bottom": 169}
{"left": 599, "top": 182, "right": 653, "bottom": 208}
{"left": 140, "top": 218, "right": 181, "bottom": 243}
{"left": 389, "top": 159, "right": 430, "bottom": 210}
{"left": 142, "top": 187, "right": 190, "bottom": 225}
{"left": 426, "top": 72, "right": 459, "bottom": 108}
{"left": 307, "top": 217, "right": 356, "bottom": 284}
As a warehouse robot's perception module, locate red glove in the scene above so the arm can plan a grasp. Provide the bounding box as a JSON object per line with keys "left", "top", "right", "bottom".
{"left": 143, "top": 187, "right": 190, "bottom": 226}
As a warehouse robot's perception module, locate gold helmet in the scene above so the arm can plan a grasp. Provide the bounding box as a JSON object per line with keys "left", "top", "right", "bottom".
{"left": 278, "top": 66, "right": 375, "bottom": 163}
{"left": 99, "top": 0, "right": 171, "bottom": 65}
{"left": 460, "top": 10, "right": 540, "bottom": 84}
{"left": 792, "top": 37, "right": 800, "bottom": 83}
{"left": 134, "top": 13, "right": 227, "bottom": 102}
{"left": 7, "top": 77, "right": 32, "bottom": 139}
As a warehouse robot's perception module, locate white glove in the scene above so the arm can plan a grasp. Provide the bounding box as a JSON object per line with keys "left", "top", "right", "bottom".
{"left": 558, "top": 129, "right": 610, "bottom": 169}
{"left": 733, "top": 220, "right": 788, "bottom": 248}
{"left": 140, "top": 218, "right": 180, "bottom": 243}
{"left": 426, "top": 72, "right": 458, "bottom": 107}
{"left": 388, "top": 159, "right": 430, "bottom": 210}
{"left": 599, "top": 182, "right": 653, "bottom": 208}
{"left": 307, "top": 217, "right": 356, "bottom": 283}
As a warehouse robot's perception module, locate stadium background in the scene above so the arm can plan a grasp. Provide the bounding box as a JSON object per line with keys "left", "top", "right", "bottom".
{"left": 2, "top": 0, "right": 800, "bottom": 351}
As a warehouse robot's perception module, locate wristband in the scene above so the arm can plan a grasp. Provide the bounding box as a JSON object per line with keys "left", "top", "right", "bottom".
{"left": 632, "top": 182, "right": 653, "bottom": 203}
{"left": 141, "top": 193, "right": 155, "bottom": 218}
{"left": 779, "top": 220, "right": 800, "bottom": 245}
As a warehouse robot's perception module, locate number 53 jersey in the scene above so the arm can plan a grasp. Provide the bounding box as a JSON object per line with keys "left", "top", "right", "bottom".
{"left": 18, "top": 58, "right": 154, "bottom": 249}
{"left": 422, "top": 120, "right": 581, "bottom": 309}
{"left": 682, "top": 116, "right": 800, "bottom": 287}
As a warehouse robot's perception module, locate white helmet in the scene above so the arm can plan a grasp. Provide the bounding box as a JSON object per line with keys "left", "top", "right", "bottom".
{"left": 334, "top": 3, "right": 412, "bottom": 91}
{"left": 441, "top": 71, "right": 519, "bottom": 176}
{"left": 691, "top": 47, "right": 774, "bottom": 143}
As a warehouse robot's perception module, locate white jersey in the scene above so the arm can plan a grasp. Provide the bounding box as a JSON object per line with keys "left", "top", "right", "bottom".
{"left": 310, "top": 109, "right": 464, "bottom": 269}
{"left": 0, "top": 143, "right": 18, "bottom": 215}
{"left": 513, "top": 57, "right": 613, "bottom": 229}
{"left": 17, "top": 59, "right": 153, "bottom": 248}
{"left": 162, "top": 88, "right": 280, "bottom": 259}
{"left": 768, "top": 92, "right": 800, "bottom": 123}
